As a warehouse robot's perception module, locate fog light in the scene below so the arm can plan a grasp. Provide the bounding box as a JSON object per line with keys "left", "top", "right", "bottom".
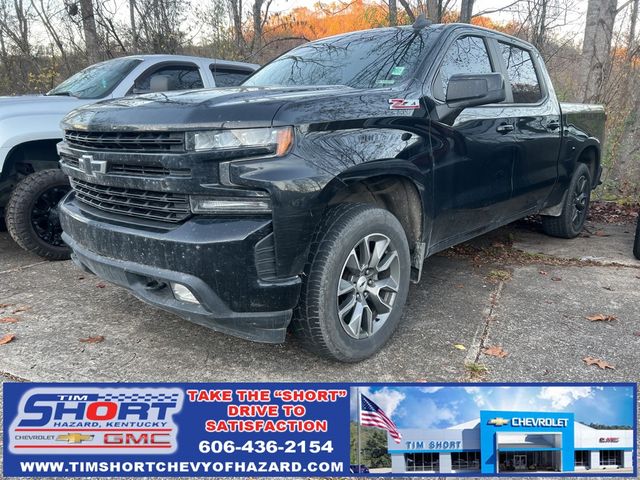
{"left": 190, "top": 196, "right": 271, "bottom": 214}
{"left": 170, "top": 282, "right": 199, "bottom": 304}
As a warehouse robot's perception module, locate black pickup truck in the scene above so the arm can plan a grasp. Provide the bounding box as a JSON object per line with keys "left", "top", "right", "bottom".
{"left": 58, "top": 21, "right": 605, "bottom": 362}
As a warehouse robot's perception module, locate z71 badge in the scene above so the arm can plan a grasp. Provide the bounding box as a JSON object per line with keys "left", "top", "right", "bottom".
{"left": 388, "top": 98, "right": 420, "bottom": 110}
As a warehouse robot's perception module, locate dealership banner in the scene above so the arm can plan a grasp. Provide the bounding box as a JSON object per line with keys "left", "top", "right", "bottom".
{"left": 2, "top": 383, "right": 637, "bottom": 477}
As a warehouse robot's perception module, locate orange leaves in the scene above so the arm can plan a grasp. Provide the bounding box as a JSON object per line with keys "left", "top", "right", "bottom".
{"left": 482, "top": 345, "right": 509, "bottom": 358}
{"left": 79, "top": 335, "right": 105, "bottom": 344}
{"left": 586, "top": 314, "right": 616, "bottom": 322}
{"left": 0, "top": 317, "right": 18, "bottom": 324}
{"left": 583, "top": 356, "right": 615, "bottom": 370}
{"left": 0, "top": 333, "right": 15, "bottom": 345}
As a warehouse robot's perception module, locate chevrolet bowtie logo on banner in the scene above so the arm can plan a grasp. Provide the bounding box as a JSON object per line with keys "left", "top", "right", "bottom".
{"left": 487, "top": 417, "right": 510, "bottom": 426}
{"left": 55, "top": 433, "right": 94, "bottom": 444}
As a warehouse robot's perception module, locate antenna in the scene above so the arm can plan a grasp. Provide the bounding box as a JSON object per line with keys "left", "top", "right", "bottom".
{"left": 412, "top": 14, "right": 433, "bottom": 30}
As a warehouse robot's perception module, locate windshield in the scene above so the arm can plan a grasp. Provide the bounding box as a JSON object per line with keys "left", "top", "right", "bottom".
{"left": 47, "top": 58, "right": 143, "bottom": 99}
{"left": 244, "top": 28, "right": 434, "bottom": 89}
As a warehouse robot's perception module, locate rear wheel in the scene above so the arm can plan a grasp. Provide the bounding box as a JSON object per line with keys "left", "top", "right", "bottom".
{"left": 542, "top": 163, "right": 591, "bottom": 239}
{"left": 5, "top": 169, "right": 71, "bottom": 260}
{"left": 291, "top": 203, "right": 411, "bottom": 362}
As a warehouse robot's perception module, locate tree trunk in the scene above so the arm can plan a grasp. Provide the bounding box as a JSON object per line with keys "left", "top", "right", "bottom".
{"left": 579, "top": 0, "right": 618, "bottom": 103}
{"left": 79, "top": 0, "right": 99, "bottom": 63}
{"left": 426, "top": 0, "right": 441, "bottom": 22}
{"left": 460, "top": 0, "right": 474, "bottom": 23}
{"left": 389, "top": 0, "right": 397, "bottom": 26}
{"left": 129, "top": 0, "right": 138, "bottom": 52}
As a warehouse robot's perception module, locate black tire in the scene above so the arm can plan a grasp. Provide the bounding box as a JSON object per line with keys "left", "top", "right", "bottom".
{"left": 5, "top": 169, "right": 71, "bottom": 260}
{"left": 291, "top": 203, "right": 411, "bottom": 362}
{"left": 634, "top": 214, "right": 640, "bottom": 260}
{"left": 542, "top": 163, "right": 592, "bottom": 239}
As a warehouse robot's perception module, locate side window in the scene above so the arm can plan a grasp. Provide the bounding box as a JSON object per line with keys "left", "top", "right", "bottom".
{"left": 434, "top": 36, "right": 493, "bottom": 101}
{"left": 211, "top": 66, "right": 254, "bottom": 87}
{"left": 132, "top": 64, "right": 204, "bottom": 94}
{"left": 499, "top": 43, "right": 543, "bottom": 103}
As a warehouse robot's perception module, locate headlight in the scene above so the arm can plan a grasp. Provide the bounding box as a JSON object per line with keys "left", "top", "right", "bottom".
{"left": 187, "top": 127, "right": 293, "bottom": 156}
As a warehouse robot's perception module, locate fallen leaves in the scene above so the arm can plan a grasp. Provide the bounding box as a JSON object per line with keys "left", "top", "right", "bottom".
{"left": 586, "top": 314, "right": 617, "bottom": 322}
{"left": 0, "top": 317, "right": 18, "bottom": 324}
{"left": 11, "top": 306, "right": 30, "bottom": 314}
{"left": 482, "top": 345, "right": 509, "bottom": 358}
{"left": 583, "top": 356, "right": 615, "bottom": 370}
{"left": 0, "top": 303, "right": 12, "bottom": 308}
{"left": 453, "top": 344, "right": 466, "bottom": 350}
{"left": 551, "top": 276, "right": 562, "bottom": 282}
{"left": 96, "top": 283, "right": 107, "bottom": 289}
{"left": 0, "top": 333, "right": 16, "bottom": 345}
{"left": 79, "top": 335, "right": 105, "bottom": 344}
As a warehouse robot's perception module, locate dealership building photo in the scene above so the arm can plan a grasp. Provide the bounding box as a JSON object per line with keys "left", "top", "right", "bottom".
{"left": 387, "top": 410, "right": 634, "bottom": 474}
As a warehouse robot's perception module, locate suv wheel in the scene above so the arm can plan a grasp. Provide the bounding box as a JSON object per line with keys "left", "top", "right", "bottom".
{"left": 292, "top": 203, "right": 411, "bottom": 362}
{"left": 634, "top": 214, "right": 640, "bottom": 260}
{"left": 542, "top": 163, "right": 591, "bottom": 239}
{"left": 5, "top": 169, "right": 71, "bottom": 260}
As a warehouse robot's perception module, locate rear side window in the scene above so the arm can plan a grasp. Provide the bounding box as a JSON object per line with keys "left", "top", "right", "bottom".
{"left": 499, "top": 43, "right": 543, "bottom": 103}
{"left": 132, "top": 64, "right": 204, "bottom": 94}
{"left": 211, "top": 66, "right": 254, "bottom": 87}
{"left": 434, "top": 36, "right": 493, "bottom": 101}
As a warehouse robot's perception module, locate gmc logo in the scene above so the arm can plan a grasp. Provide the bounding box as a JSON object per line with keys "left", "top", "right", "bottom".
{"left": 599, "top": 437, "right": 619, "bottom": 443}
{"left": 104, "top": 433, "right": 170, "bottom": 445}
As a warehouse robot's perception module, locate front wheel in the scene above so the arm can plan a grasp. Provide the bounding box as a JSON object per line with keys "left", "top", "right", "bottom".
{"left": 291, "top": 203, "right": 411, "bottom": 362}
{"left": 542, "top": 163, "right": 592, "bottom": 239}
{"left": 5, "top": 169, "right": 71, "bottom": 260}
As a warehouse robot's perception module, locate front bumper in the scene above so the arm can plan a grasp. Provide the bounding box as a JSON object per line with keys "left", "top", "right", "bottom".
{"left": 59, "top": 193, "right": 301, "bottom": 343}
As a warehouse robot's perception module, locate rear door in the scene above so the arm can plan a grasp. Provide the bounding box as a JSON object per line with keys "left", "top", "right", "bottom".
{"left": 210, "top": 64, "right": 256, "bottom": 87}
{"left": 493, "top": 40, "right": 561, "bottom": 214}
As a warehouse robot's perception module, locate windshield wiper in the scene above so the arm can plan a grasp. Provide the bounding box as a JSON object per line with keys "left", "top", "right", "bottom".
{"left": 47, "top": 91, "right": 77, "bottom": 97}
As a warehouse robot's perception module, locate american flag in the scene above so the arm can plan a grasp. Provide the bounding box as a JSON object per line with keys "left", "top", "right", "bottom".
{"left": 360, "top": 393, "right": 402, "bottom": 444}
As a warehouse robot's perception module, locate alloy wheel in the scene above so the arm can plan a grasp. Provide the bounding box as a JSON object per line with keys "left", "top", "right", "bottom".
{"left": 30, "top": 186, "right": 70, "bottom": 247}
{"left": 336, "top": 233, "right": 401, "bottom": 339}
{"left": 571, "top": 174, "right": 589, "bottom": 229}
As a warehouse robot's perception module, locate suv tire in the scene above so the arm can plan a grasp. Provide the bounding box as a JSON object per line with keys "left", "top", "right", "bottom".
{"left": 5, "top": 169, "right": 71, "bottom": 260}
{"left": 634, "top": 214, "right": 640, "bottom": 260}
{"left": 291, "top": 203, "right": 411, "bottom": 362}
{"left": 542, "top": 163, "right": 591, "bottom": 239}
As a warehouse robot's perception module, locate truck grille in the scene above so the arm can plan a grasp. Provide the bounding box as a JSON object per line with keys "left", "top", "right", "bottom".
{"left": 65, "top": 130, "right": 185, "bottom": 152}
{"left": 70, "top": 178, "right": 191, "bottom": 223}
{"left": 60, "top": 155, "right": 191, "bottom": 178}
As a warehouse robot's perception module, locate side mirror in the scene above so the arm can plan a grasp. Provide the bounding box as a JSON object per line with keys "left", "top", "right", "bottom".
{"left": 446, "top": 72, "right": 506, "bottom": 109}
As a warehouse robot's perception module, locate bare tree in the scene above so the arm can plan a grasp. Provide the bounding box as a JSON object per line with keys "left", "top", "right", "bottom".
{"left": 579, "top": 0, "right": 618, "bottom": 103}
{"left": 79, "top": 0, "right": 99, "bottom": 63}
{"left": 389, "top": 0, "right": 398, "bottom": 25}
{"left": 460, "top": 0, "right": 474, "bottom": 22}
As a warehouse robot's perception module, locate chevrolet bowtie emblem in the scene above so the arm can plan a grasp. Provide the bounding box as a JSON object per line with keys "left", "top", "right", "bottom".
{"left": 488, "top": 417, "right": 510, "bottom": 427}
{"left": 78, "top": 154, "right": 107, "bottom": 175}
{"left": 56, "top": 433, "right": 94, "bottom": 444}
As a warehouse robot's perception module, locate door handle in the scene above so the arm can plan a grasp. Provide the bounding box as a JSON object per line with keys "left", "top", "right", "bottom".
{"left": 546, "top": 120, "right": 561, "bottom": 131}
{"left": 496, "top": 123, "right": 515, "bottom": 134}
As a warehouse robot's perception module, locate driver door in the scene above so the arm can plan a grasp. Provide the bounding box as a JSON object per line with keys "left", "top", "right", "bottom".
{"left": 428, "top": 34, "right": 519, "bottom": 249}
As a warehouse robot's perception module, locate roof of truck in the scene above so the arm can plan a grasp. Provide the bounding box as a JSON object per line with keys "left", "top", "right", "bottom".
{"left": 101, "top": 54, "right": 259, "bottom": 70}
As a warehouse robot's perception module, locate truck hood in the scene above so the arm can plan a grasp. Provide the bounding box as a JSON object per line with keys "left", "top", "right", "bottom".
{"left": 0, "top": 94, "right": 91, "bottom": 121}
{"left": 61, "top": 85, "right": 411, "bottom": 132}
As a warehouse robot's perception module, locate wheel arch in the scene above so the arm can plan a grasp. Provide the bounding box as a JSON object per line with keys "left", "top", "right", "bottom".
{"left": 317, "top": 163, "right": 429, "bottom": 281}
{"left": 1, "top": 138, "right": 62, "bottom": 181}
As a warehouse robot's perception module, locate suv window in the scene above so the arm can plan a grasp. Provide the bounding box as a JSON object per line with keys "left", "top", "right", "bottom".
{"left": 132, "top": 64, "right": 204, "bottom": 94}
{"left": 499, "top": 43, "right": 543, "bottom": 103}
{"left": 211, "top": 66, "right": 254, "bottom": 87}
{"left": 434, "top": 36, "right": 493, "bottom": 101}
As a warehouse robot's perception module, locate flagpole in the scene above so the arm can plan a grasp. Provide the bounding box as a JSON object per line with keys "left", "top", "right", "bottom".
{"left": 357, "top": 387, "right": 361, "bottom": 470}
